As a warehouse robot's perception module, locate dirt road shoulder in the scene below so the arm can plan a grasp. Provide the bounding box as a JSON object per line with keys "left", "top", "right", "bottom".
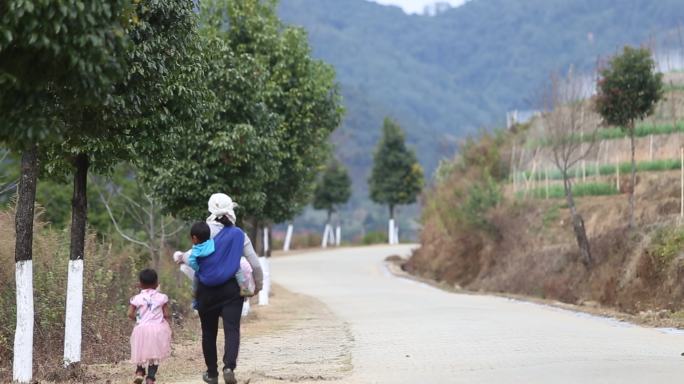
{"left": 86, "top": 284, "right": 352, "bottom": 384}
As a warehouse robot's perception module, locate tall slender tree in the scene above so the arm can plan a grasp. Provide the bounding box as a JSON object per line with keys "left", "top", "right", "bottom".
{"left": 0, "top": 2, "right": 129, "bottom": 380}
{"left": 596, "top": 46, "right": 663, "bottom": 229}
{"left": 369, "top": 118, "right": 424, "bottom": 244}
{"left": 313, "top": 159, "right": 352, "bottom": 245}
{"left": 40, "top": 0, "right": 207, "bottom": 367}
{"left": 545, "top": 72, "right": 598, "bottom": 266}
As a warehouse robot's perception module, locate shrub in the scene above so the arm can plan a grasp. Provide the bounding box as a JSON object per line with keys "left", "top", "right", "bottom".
{"left": 648, "top": 226, "right": 684, "bottom": 272}
{"left": 362, "top": 231, "right": 389, "bottom": 245}
{"left": 458, "top": 175, "right": 502, "bottom": 230}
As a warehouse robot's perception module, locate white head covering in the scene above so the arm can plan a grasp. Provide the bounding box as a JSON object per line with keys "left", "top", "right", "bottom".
{"left": 207, "top": 193, "right": 238, "bottom": 224}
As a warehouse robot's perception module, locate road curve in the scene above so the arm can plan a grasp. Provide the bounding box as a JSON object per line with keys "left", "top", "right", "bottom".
{"left": 270, "top": 245, "right": 684, "bottom": 384}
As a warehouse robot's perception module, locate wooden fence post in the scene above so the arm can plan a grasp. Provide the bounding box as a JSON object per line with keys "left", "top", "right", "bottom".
{"left": 545, "top": 167, "right": 549, "bottom": 200}
{"left": 616, "top": 157, "right": 620, "bottom": 192}
{"left": 650, "top": 134, "right": 654, "bottom": 161}
{"left": 595, "top": 161, "right": 600, "bottom": 177}
{"left": 679, "top": 147, "right": 684, "bottom": 217}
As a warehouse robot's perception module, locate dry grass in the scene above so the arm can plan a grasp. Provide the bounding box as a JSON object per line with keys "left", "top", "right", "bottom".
{"left": 0, "top": 206, "right": 192, "bottom": 382}
{"left": 410, "top": 122, "right": 684, "bottom": 317}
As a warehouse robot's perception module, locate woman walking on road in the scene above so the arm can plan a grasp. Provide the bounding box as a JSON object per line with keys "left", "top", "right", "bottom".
{"left": 175, "top": 193, "right": 263, "bottom": 384}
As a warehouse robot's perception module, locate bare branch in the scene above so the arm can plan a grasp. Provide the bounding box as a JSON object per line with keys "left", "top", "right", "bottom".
{"left": 97, "top": 188, "right": 152, "bottom": 249}
{"left": 0, "top": 179, "right": 18, "bottom": 195}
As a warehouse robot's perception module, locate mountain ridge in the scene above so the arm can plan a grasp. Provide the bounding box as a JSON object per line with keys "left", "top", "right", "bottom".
{"left": 278, "top": 0, "right": 684, "bottom": 201}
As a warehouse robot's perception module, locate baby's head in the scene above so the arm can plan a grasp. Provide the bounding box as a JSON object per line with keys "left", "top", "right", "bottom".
{"left": 191, "top": 221, "right": 211, "bottom": 245}
{"left": 139, "top": 268, "right": 159, "bottom": 290}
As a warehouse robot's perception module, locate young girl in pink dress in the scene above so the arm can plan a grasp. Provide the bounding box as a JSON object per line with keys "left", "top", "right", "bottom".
{"left": 128, "top": 269, "right": 172, "bottom": 384}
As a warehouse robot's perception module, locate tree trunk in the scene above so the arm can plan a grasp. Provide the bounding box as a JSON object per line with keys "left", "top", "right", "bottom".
{"left": 266, "top": 224, "right": 272, "bottom": 257}
{"left": 388, "top": 204, "right": 396, "bottom": 244}
{"left": 248, "top": 218, "right": 259, "bottom": 249}
{"left": 283, "top": 223, "right": 293, "bottom": 251}
{"left": 628, "top": 123, "right": 637, "bottom": 229}
{"left": 563, "top": 175, "right": 592, "bottom": 266}
{"left": 257, "top": 220, "right": 270, "bottom": 306}
{"left": 328, "top": 210, "right": 335, "bottom": 245}
{"left": 64, "top": 153, "right": 89, "bottom": 367}
{"left": 148, "top": 198, "right": 156, "bottom": 267}
{"left": 13, "top": 146, "right": 38, "bottom": 383}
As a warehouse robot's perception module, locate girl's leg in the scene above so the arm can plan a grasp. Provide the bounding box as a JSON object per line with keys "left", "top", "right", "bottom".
{"left": 134, "top": 366, "right": 145, "bottom": 384}
{"left": 199, "top": 307, "right": 222, "bottom": 377}
{"left": 146, "top": 364, "right": 158, "bottom": 381}
{"left": 221, "top": 297, "right": 245, "bottom": 371}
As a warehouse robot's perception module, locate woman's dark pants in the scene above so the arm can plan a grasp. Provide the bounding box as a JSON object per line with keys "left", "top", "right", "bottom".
{"left": 197, "top": 278, "right": 244, "bottom": 377}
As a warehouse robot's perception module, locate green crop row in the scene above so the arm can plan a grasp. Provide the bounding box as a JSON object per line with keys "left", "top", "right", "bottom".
{"left": 527, "top": 122, "right": 684, "bottom": 148}
{"left": 518, "top": 159, "right": 681, "bottom": 182}
{"left": 517, "top": 182, "right": 619, "bottom": 200}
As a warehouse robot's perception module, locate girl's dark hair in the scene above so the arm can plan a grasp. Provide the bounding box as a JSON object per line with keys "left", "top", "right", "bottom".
{"left": 139, "top": 269, "right": 158, "bottom": 287}
{"left": 215, "top": 215, "right": 234, "bottom": 227}
{"left": 191, "top": 221, "right": 211, "bottom": 242}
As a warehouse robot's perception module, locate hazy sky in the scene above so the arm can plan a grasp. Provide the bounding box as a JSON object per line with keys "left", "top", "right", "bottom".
{"left": 369, "top": 0, "right": 467, "bottom": 14}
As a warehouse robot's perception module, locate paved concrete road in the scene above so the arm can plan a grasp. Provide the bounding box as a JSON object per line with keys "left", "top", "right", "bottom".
{"left": 271, "top": 245, "right": 684, "bottom": 384}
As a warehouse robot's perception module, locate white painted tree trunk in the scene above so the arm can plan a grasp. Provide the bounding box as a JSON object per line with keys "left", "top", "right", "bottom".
{"left": 335, "top": 226, "right": 341, "bottom": 246}
{"left": 283, "top": 224, "right": 293, "bottom": 251}
{"left": 258, "top": 257, "right": 270, "bottom": 306}
{"left": 321, "top": 224, "right": 331, "bottom": 248}
{"left": 395, "top": 226, "right": 400, "bottom": 244}
{"left": 388, "top": 219, "right": 395, "bottom": 244}
{"left": 262, "top": 226, "right": 269, "bottom": 253}
{"left": 328, "top": 225, "right": 335, "bottom": 245}
{"left": 242, "top": 298, "right": 250, "bottom": 317}
{"left": 13, "top": 260, "right": 33, "bottom": 383}
{"left": 63, "top": 260, "right": 83, "bottom": 366}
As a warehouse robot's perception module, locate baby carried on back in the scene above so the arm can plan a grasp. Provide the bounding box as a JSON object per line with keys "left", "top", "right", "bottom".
{"left": 188, "top": 221, "right": 256, "bottom": 298}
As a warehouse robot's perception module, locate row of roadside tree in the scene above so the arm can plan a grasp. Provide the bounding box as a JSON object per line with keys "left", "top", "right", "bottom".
{"left": 0, "top": 1, "right": 343, "bottom": 382}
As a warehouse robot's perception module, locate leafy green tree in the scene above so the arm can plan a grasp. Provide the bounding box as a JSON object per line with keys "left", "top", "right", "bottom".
{"left": 313, "top": 159, "right": 352, "bottom": 222}
{"left": 142, "top": 27, "right": 280, "bottom": 222}
{"left": 36, "top": 0, "right": 206, "bottom": 368}
{"left": 145, "top": 0, "right": 342, "bottom": 253}
{"left": 257, "top": 26, "right": 343, "bottom": 230}
{"left": 213, "top": 0, "right": 343, "bottom": 241}
{"left": 369, "top": 118, "right": 424, "bottom": 221}
{"left": 595, "top": 46, "right": 664, "bottom": 228}
{"left": 0, "top": 1, "right": 130, "bottom": 380}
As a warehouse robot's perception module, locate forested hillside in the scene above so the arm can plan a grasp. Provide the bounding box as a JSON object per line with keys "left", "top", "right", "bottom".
{"left": 279, "top": 0, "right": 684, "bottom": 196}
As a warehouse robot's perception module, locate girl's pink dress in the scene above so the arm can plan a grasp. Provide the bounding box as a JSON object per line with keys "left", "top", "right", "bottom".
{"left": 130, "top": 289, "right": 172, "bottom": 364}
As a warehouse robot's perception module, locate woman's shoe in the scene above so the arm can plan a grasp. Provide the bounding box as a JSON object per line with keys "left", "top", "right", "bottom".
{"left": 203, "top": 371, "right": 219, "bottom": 384}
{"left": 223, "top": 368, "right": 237, "bottom": 384}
